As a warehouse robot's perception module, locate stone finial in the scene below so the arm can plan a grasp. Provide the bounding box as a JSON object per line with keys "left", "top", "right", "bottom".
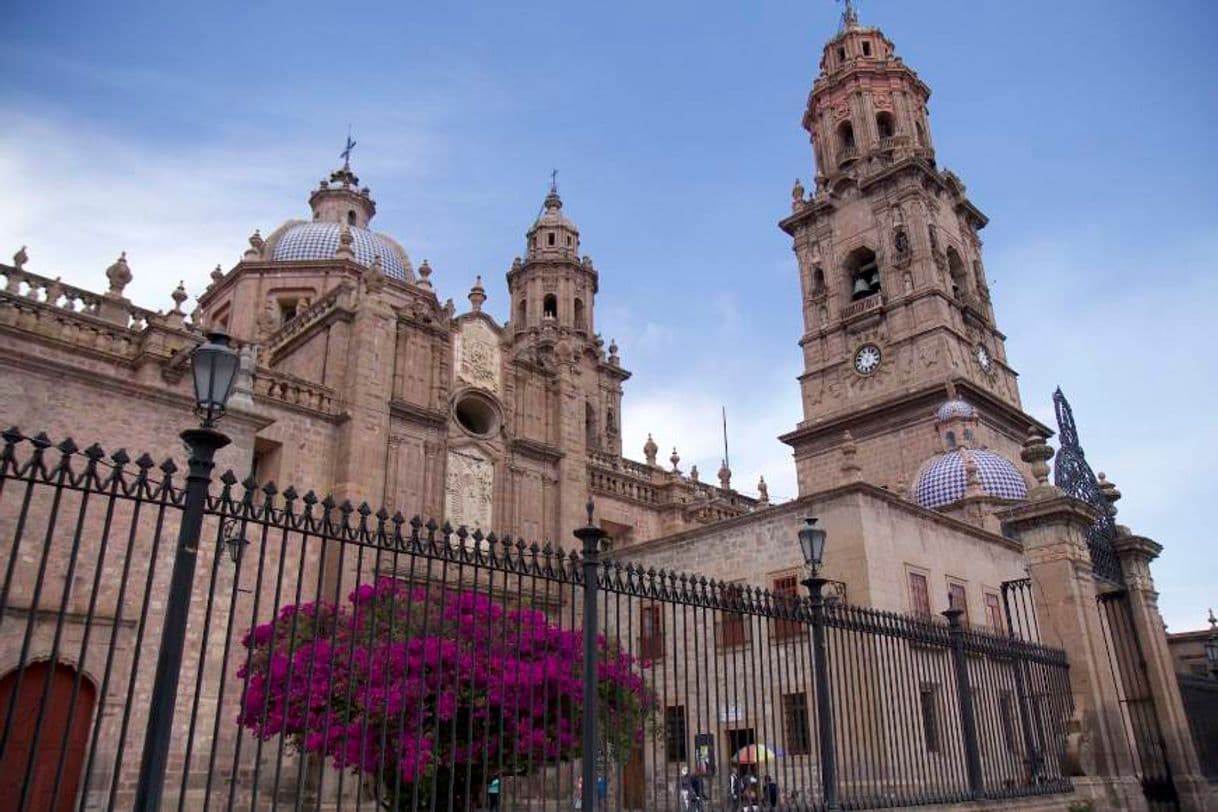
{"left": 840, "top": 429, "right": 862, "bottom": 482}
{"left": 689, "top": 464, "right": 699, "bottom": 483}
{"left": 643, "top": 433, "right": 658, "bottom": 466}
{"left": 12, "top": 245, "right": 28, "bottom": 270}
{"left": 1096, "top": 473, "right": 1121, "bottom": 515}
{"left": 468, "top": 276, "right": 486, "bottom": 312}
{"left": 335, "top": 224, "right": 355, "bottom": 261}
{"left": 670, "top": 447, "right": 681, "bottom": 473}
{"left": 581, "top": 255, "right": 594, "bottom": 270}
{"left": 1020, "top": 429, "right": 1055, "bottom": 497}
{"left": 608, "top": 339, "right": 619, "bottom": 366}
{"left": 718, "top": 459, "right": 732, "bottom": 491}
{"left": 791, "top": 178, "right": 805, "bottom": 211}
{"left": 511, "top": 256, "right": 523, "bottom": 272}
{"left": 244, "top": 229, "right": 264, "bottom": 260}
{"left": 170, "top": 280, "right": 187, "bottom": 314}
{"left": 210, "top": 263, "right": 225, "bottom": 286}
{"left": 757, "top": 475, "right": 770, "bottom": 505}
{"left": 442, "top": 298, "right": 455, "bottom": 319}
{"left": 417, "top": 259, "right": 433, "bottom": 290}
{"left": 105, "top": 252, "right": 132, "bottom": 297}
{"left": 229, "top": 342, "right": 257, "bottom": 409}
{"left": 257, "top": 299, "right": 278, "bottom": 339}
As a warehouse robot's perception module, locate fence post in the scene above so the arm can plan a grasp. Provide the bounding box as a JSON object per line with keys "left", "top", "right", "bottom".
{"left": 133, "top": 427, "right": 229, "bottom": 811}
{"left": 944, "top": 607, "right": 985, "bottom": 800}
{"left": 574, "top": 500, "right": 606, "bottom": 812}
{"left": 802, "top": 575, "right": 839, "bottom": 811}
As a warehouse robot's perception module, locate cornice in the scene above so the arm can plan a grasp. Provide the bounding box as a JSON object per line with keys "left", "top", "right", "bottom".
{"left": 388, "top": 399, "right": 447, "bottom": 428}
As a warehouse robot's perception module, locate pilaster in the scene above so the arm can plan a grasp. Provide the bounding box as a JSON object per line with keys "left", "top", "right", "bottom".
{"left": 1114, "top": 534, "right": 1213, "bottom": 811}
{"left": 998, "top": 495, "right": 1146, "bottom": 810}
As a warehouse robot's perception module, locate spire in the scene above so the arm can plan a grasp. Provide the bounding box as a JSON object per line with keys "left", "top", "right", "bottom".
{"left": 838, "top": 0, "right": 860, "bottom": 31}
{"left": 468, "top": 276, "right": 487, "bottom": 312}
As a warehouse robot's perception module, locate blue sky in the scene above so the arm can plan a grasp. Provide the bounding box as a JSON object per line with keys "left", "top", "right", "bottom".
{"left": 1, "top": 0, "right": 1215, "bottom": 631}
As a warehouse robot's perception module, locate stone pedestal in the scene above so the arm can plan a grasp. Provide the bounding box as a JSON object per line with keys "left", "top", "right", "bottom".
{"left": 998, "top": 495, "right": 1146, "bottom": 811}
{"left": 1114, "top": 535, "right": 1214, "bottom": 811}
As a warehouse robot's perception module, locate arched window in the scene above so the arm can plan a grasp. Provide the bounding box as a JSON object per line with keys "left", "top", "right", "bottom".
{"left": 837, "top": 120, "right": 856, "bottom": 153}
{"left": 945, "top": 431, "right": 957, "bottom": 450}
{"left": 845, "top": 246, "right": 881, "bottom": 301}
{"left": 347, "top": 210, "right": 357, "bottom": 226}
{"left": 543, "top": 294, "right": 558, "bottom": 320}
{"left": 574, "top": 297, "right": 586, "bottom": 330}
{"left": 946, "top": 248, "right": 967, "bottom": 299}
{"left": 962, "top": 429, "right": 974, "bottom": 447}
{"left": 876, "top": 111, "right": 895, "bottom": 140}
{"left": 518, "top": 298, "right": 528, "bottom": 328}
{"left": 812, "top": 267, "right": 825, "bottom": 293}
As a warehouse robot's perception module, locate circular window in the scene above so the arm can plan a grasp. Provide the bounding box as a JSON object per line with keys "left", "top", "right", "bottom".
{"left": 454, "top": 393, "right": 499, "bottom": 437}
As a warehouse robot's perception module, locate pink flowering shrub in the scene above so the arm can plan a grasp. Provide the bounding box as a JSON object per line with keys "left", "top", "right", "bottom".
{"left": 237, "top": 577, "right": 655, "bottom": 807}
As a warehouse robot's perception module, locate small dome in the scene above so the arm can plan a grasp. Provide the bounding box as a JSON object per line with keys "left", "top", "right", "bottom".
{"left": 269, "top": 222, "right": 412, "bottom": 280}
{"left": 914, "top": 448, "right": 1027, "bottom": 509}
{"left": 935, "top": 398, "right": 977, "bottom": 422}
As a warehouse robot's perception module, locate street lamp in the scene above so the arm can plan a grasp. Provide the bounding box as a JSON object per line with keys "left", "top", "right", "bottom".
{"left": 1205, "top": 609, "right": 1218, "bottom": 680}
{"left": 134, "top": 331, "right": 236, "bottom": 811}
{"left": 797, "top": 517, "right": 839, "bottom": 811}
{"left": 798, "top": 517, "right": 828, "bottom": 577}
{"left": 191, "top": 331, "right": 240, "bottom": 427}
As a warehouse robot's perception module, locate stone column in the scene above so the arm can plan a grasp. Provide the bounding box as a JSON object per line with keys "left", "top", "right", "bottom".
{"left": 1114, "top": 534, "right": 1213, "bottom": 811}
{"left": 998, "top": 495, "right": 1146, "bottom": 810}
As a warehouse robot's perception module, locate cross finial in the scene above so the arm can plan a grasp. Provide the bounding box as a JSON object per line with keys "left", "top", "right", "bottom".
{"left": 341, "top": 125, "right": 357, "bottom": 170}
{"left": 550, "top": 169, "right": 559, "bottom": 194}
{"left": 838, "top": 0, "right": 859, "bottom": 29}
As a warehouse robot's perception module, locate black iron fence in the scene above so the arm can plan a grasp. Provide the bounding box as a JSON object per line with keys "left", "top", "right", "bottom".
{"left": 0, "top": 428, "right": 1074, "bottom": 810}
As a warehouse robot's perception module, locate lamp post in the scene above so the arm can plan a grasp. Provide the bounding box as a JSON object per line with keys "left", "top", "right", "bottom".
{"left": 1205, "top": 609, "right": 1218, "bottom": 681}
{"left": 134, "top": 331, "right": 238, "bottom": 811}
{"left": 573, "top": 499, "right": 608, "bottom": 812}
{"left": 798, "top": 518, "right": 839, "bottom": 811}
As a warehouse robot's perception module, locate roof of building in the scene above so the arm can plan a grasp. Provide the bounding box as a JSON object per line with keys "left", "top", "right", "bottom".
{"left": 268, "top": 221, "right": 412, "bottom": 280}
{"left": 914, "top": 448, "right": 1027, "bottom": 509}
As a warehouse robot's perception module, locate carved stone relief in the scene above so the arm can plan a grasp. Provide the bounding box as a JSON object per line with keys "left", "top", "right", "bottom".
{"left": 453, "top": 319, "right": 500, "bottom": 394}
{"left": 444, "top": 448, "right": 494, "bottom": 531}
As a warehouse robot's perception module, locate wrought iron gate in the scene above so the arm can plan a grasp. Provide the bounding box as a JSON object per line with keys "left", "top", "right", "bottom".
{"left": 1052, "top": 388, "right": 1180, "bottom": 810}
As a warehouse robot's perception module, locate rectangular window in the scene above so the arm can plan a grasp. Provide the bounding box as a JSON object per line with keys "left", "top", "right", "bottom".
{"left": 998, "top": 692, "right": 1018, "bottom": 753}
{"left": 908, "top": 571, "right": 931, "bottom": 618}
{"left": 984, "top": 592, "right": 1004, "bottom": 634}
{"left": 948, "top": 582, "right": 969, "bottom": 626}
{"left": 772, "top": 575, "right": 803, "bottom": 640}
{"left": 782, "top": 693, "right": 812, "bottom": 755}
{"left": 862, "top": 41, "right": 872, "bottom": 56}
{"left": 920, "top": 682, "right": 941, "bottom": 753}
{"left": 719, "top": 583, "right": 749, "bottom": 648}
{"left": 665, "top": 705, "right": 687, "bottom": 762}
{"left": 640, "top": 605, "right": 664, "bottom": 660}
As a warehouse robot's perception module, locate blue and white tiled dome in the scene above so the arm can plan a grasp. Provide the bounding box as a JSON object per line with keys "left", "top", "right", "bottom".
{"left": 914, "top": 448, "right": 1027, "bottom": 509}
{"left": 269, "top": 222, "right": 411, "bottom": 280}
{"left": 935, "top": 398, "right": 977, "bottom": 422}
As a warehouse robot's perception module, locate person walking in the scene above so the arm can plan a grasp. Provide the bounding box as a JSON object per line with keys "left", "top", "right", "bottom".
{"left": 487, "top": 774, "right": 501, "bottom": 811}
{"left": 595, "top": 774, "right": 608, "bottom": 811}
{"left": 679, "top": 766, "right": 691, "bottom": 810}
{"left": 763, "top": 775, "right": 778, "bottom": 810}
{"left": 729, "top": 768, "right": 743, "bottom": 812}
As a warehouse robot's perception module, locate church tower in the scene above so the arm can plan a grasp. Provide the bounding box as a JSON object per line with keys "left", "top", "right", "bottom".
{"left": 779, "top": 6, "right": 1046, "bottom": 499}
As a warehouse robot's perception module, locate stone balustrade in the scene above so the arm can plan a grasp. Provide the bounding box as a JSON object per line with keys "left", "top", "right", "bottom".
{"left": 840, "top": 291, "right": 884, "bottom": 320}
{"left": 588, "top": 465, "right": 660, "bottom": 505}
{"left": 262, "top": 284, "right": 355, "bottom": 356}
{"left": 1, "top": 264, "right": 162, "bottom": 333}
{"left": 251, "top": 367, "right": 338, "bottom": 415}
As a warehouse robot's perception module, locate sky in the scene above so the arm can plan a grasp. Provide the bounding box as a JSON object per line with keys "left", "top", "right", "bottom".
{"left": 1, "top": 0, "right": 1215, "bottom": 631}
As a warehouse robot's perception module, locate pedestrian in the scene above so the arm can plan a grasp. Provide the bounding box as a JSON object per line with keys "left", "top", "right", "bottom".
{"left": 745, "top": 772, "right": 759, "bottom": 811}
{"left": 487, "top": 774, "right": 501, "bottom": 811}
{"left": 679, "top": 765, "right": 691, "bottom": 809}
{"left": 573, "top": 776, "right": 582, "bottom": 810}
{"left": 763, "top": 774, "right": 778, "bottom": 809}
{"left": 596, "top": 774, "right": 608, "bottom": 811}
{"left": 729, "top": 768, "right": 743, "bottom": 811}
{"left": 690, "top": 771, "right": 705, "bottom": 810}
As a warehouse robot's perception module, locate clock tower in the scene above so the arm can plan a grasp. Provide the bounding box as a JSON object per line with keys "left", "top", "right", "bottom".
{"left": 778, "top": 7, "right": 1046, "bottom": 497}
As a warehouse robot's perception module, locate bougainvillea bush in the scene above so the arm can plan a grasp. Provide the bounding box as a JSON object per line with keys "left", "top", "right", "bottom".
{"left": 237, "top": 577, "right": 655, "bottom": 808}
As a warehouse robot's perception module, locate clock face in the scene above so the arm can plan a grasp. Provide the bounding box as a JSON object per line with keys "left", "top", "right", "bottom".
{"left": 976, "top": 344, "right": 992, "bottom": 372}
{"left": 853, "top": 344, "right": 882, "bottom": 375}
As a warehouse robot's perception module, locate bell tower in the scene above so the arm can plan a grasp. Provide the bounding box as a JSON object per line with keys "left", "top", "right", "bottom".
{"left": 779, "top": 6, "right": 1045, "bottom": 497}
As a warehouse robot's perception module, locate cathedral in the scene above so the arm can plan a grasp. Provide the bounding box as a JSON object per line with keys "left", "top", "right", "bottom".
{"left": 0, "top": 5, "right": 1212, "bottom": 811}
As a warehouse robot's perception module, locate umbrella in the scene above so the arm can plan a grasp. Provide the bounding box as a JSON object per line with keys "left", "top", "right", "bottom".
{"left": 731, "top": 744, "right": 777, "bottom": 765}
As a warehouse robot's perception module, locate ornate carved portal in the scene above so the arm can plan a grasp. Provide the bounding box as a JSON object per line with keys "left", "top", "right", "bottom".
{"left": 444, "top": 448, "right": 494, "bottom": 531}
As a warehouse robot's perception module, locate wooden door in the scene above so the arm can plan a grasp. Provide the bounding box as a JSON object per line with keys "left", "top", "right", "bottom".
{"left": 622, "top": 746, "right": 645, "bottom": 809}
{"left": 0, "top": 662, "right": 97, "bottom": 812}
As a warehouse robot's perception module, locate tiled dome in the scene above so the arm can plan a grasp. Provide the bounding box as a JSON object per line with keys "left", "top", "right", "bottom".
{"left": 935, "top": 398, "right": 977, "bottom": 422}
{"left": 270, "top": 222, "right": 411, "bottom": 280}
{"left": 914, "top": 448, "right": 1027, "bottom": 509}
